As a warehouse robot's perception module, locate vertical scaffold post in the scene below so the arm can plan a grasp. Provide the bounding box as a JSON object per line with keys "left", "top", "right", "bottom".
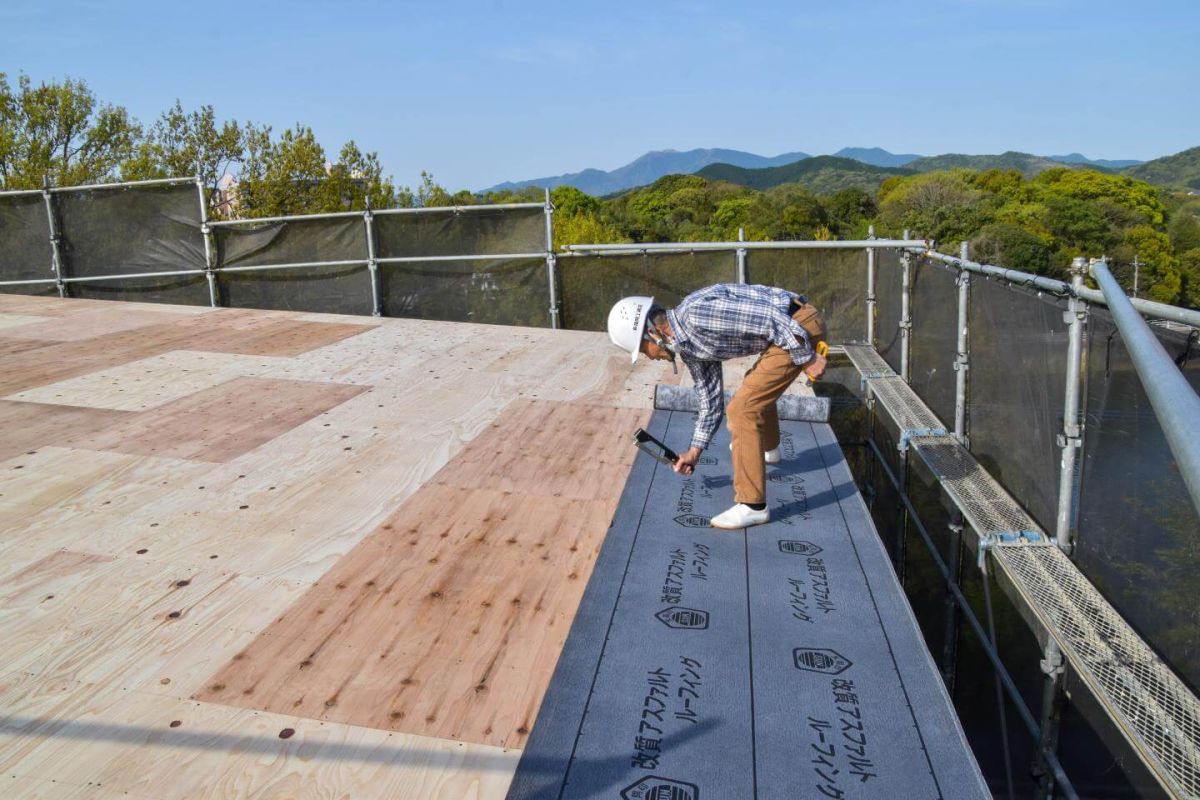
{"left": 197, "top": 178, "right": 218, "bottom": 308}
{"left": 866, "top": 224, "right": 877, "bottom": 345}
{"left": 736, "top": 227, "right": 747, "bottom": 283}
{"left": 894, "top": 228, "right": 915, "bottom": 583}
{"left": 900, "top": 229, "right": 912, "bottom": 381}
{"left": 941, "top": 240, "right": 972, "bottom": 692}
{"left": 941, "top": 515, "right": 964, "bottom": 690}
{"left": 1035, "top": 256, "right": 1088, "bottom": 799}
{"left": 544, "top": 188, "right": 560, "bottom": 329}
{"left": 1054, "top": 256, "right": 1088, "bottom": 552}
{"left": 42, "top": 181, "right": 66, "bottom": 298}
{"left": 364, "top": 201, "right": 381, "bottom": 317}
{"left": 954, "top": 241, "right": 971, "bottom": 443}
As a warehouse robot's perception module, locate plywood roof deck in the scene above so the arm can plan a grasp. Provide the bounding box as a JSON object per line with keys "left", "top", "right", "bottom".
{"left": 0, "top": 294, "right": 698, "bottom": 799}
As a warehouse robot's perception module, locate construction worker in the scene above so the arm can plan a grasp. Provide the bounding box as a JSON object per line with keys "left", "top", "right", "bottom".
{"left": 607, "top": 285, "right": 827, "bottom": 529}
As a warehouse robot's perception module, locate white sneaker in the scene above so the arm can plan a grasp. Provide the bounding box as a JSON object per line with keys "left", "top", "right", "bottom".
{"left": 711, "top": 503, "right": 770, "bottom": 529}
{"left": 729, "top": 442, "right": 783, "bottom": 464}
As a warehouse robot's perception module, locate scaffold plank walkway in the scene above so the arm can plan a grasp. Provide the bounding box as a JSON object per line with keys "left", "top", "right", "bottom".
{"left": 843, "top": 340, "right": 1200, "bottom": 799}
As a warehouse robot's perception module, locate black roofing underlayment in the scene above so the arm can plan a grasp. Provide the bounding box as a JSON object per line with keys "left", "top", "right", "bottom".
{"left": 507, "top": 410, "right": 988, "bottom": 800}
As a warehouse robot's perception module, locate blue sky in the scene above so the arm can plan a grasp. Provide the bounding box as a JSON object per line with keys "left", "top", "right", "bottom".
{"left": 3, "top": 0, "right": 1197, "bottom": 190}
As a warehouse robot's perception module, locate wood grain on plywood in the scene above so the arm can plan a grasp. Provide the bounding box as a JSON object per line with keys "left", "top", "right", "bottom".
{"left": 0, "top": 673, "right": 519, "bottom": 800}
{"left": 59, "top": 377, "right": 367, "bottom": 463}
{"left": 0, "top": 310, "right": 373, "bottom": 398}
{"left": 1, "top": 297, "right": 669, "bottom": 799}
{"left": 0, "top": 307, "right": 187, "bottom": 342}
{"left": 198, "top": 399, "right": 646, "bottom": 749}
{"left": 0, "top": 400, "right": 132, "bottom": 462}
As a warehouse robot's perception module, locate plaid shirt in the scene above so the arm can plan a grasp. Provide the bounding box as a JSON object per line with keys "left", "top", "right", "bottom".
{"left": 666, "top": 283, "right": 816, "bottom": 450}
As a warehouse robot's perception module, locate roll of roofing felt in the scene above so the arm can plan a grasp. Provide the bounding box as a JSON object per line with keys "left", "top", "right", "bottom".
{"left": 654, "top": 384, "right": 831, "bottom": 423}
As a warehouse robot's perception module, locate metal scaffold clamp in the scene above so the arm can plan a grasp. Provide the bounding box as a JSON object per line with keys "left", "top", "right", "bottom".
{"left": 897, "top": 426, "right": 946, "bottom": 453}
{"left": 976, "top": 530, "right": 1046, "bottom": 571}
{"left": 1040, "top": 647, "right": 1065, "bottom": 678}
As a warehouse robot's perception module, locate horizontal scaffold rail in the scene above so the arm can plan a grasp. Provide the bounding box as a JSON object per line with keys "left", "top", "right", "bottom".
{"left": 843, "top": 341, "right": 1200, "bottom": 799}
{"left": 563, "top": 238, "right": 922, "bottom": 254}
{"left": 923, "top": 251, "right": 1200, "bottom": 330}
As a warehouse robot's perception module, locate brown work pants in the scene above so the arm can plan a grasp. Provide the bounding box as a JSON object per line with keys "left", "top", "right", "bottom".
{"left": 726, "top": 305, "right": 818, "bottom": 505}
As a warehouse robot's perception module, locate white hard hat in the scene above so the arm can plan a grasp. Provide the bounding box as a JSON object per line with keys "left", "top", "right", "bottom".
{"left": 607, "top": 296, "right": 654, "bottom": 364}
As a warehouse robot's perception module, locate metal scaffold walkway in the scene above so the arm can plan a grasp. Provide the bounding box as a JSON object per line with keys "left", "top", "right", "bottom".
{"left": 507, "top": 408, "right": 989, "bottom": 800}
{"left": 843, "top": 341, "right": 1200, "bottom": 799}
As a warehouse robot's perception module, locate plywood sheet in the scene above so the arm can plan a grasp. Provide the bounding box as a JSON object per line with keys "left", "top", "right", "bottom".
{"left": 0, "top": 310, "right": 373, "bottom": 399}
{"left": 0, "top": 314, "right": 50, "bottom": 330}
{"left": 60, "top": 377, "right": 368, "bottom": 463}
{"left": 0, "top": 673, "right": 519, "bottom": 800}
{"left": 0, "top": 400, "right": 131, "bottom": 462}
{"left": 5, "top": 350, "right": 296, "bottom": 412}
{"left": 434, "top": 399, "right": 644, "bottom": 502}
{"left": 0, "top": 307, "right": 186, "bottom": 342}
{"left": 0, "top": 296, "right": 675, "bottom": 799}
{"left": 197, "top": 400, "right": 647, "bottom": 749}
{"left": 175, "top": 310, "right": 375, "bottom": 357}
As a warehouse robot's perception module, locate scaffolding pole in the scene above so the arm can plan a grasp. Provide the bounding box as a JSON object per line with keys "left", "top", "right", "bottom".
{"left": 42, "top": 184, "right": 66, "bottom": 298}
{"left": 866, "top": 225, "right": 877, "bottom": 345}
{"left": 197, "top": 179, "right": 217, "bottom": 308}
{"left": 899, "top": 229, "right": 912, "bottom": 382}
{"left": 953, "top": 241, "right": 971, "bottom": 443}
{"left": 1035, "top": 256, "right": 1089, "bottom": 799}
{"left": 46, "top": 176, "right": 198, "bottom": 193}
{"left": 544, "top": 189, "right": 559, "bottom": 329}
{"left": 364, "top": 206, "right": 381, "bottom": 317}
{"left": 565, "top": 238, "right": 921, "bottom": 254}
{"left": 924, "top": 249, "right": 1200, "bottom": 328}
{"left": 736, "top": 228, "right": 747, "bottom": 283}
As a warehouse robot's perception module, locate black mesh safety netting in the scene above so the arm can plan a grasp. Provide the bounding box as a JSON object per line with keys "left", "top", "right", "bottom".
{"left": 373, "top": 206, "right": 546, "bottom": 259}
{"left": 1074, "top": 308, "right": 1200, "bottom": 690}
{"left": 55, "top": 182, "right": 208, "bottom": 305}
{"left": 558, "top": 252, "right": 736, "bottom": 331}
{"left": 907, "top": 257, "right": 961, "bottom": 427}
{"left": 743, "top": 248, "right": 867, "bottom": 344}
{"left": 875, "top": 248, "right": 904, "bottom": 369}
{"left": 379, "top": 257, "right": 550, "bottom": 327}
{"left": 0, "top": 192, "right": 56, "bottom": 296}
{"left": 214, "top": 215, "right": 372, "bottom": 315}
{"left": 966, "top": 277, "right": 1070, "bottom": 533}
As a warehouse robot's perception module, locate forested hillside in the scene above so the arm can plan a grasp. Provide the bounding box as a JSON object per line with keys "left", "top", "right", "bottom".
{"left": 905, "top": 151, "right": 1089, "bottom": 177}
{"left": 695, "top": 156, "right": 913, "bottom": 193}
{"left": 1123, "top": 146, "right": 1200, "bottom": 191}
{"left": 488, "top": 168, "right": 1200, "bottom": 308}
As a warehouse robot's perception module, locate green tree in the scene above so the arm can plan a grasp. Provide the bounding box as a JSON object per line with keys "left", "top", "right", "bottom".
{"left": 1179, "top": 248, "right": 1200, "bottom": 308}
{"left": 0, "top": 73, "right": 140, "bottom": 188}
{"left": 1167, "top": 209, "right": 1200, "bottom": 254}
{"left": 237, "top": 124, "right": 394, "bottom": 216}
{"left": 553, "top": 209, "right": 628, "bottom": 249}
{"left": 237, "top": 123, "right": 328, "bottom": 216}
{"left": 326, "top": 141, "right": 395, "bottom": 211}
{"left": 122, "top": 101, "right": 244, "bottom": 210}
{"left": 1119, "top": 225, "right": 1181, "bottom": 303}
{"left": 971, "top": 223, "right": 1052, "bottom": 274}
{"left": 1032, "top": 168, "right": 1167, "bottom": 226}
{"left": 878, "top": 170, "right": 993, "bottom": 244}
{"left": 551, "top": 185, "right": 601, "bottom": 218}
{"left": 824, "top": 187, "right": 877, "bottom": 238}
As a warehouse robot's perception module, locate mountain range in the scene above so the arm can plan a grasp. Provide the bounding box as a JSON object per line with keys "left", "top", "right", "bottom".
{"left": 484, "top": 147, "right": 1159, "bottom": 196}
{"left": 485, "top": 148, "right": 811, "bottom": 196}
